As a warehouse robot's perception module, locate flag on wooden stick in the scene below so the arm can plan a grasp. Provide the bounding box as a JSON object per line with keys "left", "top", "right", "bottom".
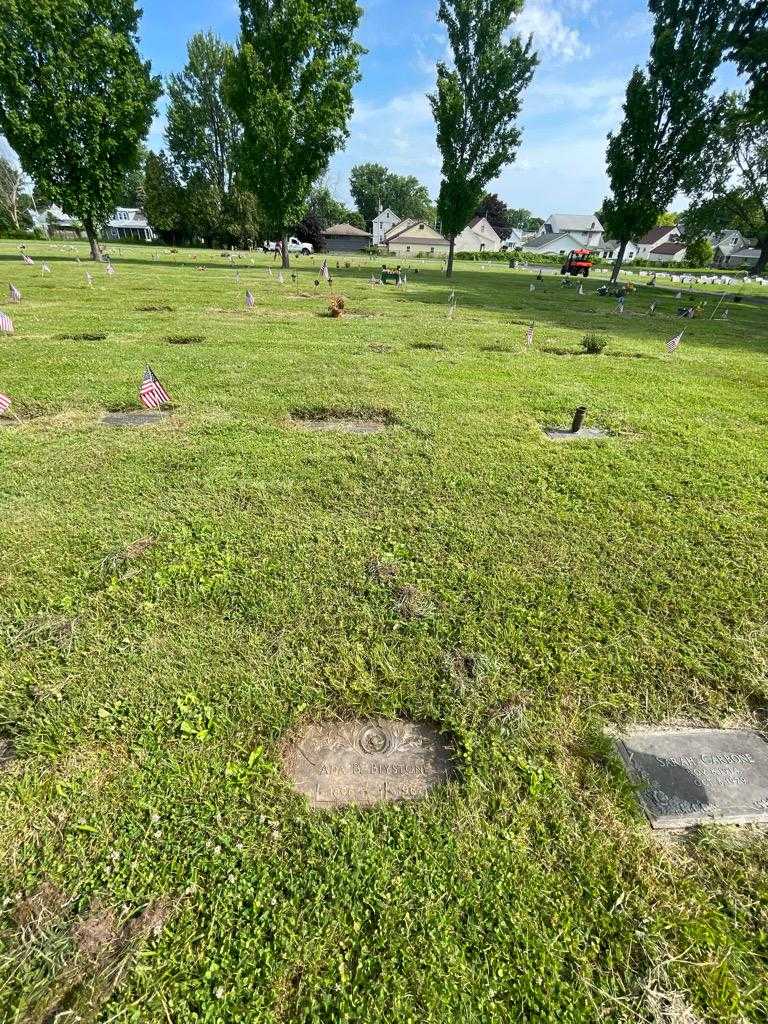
{"left": 529, "top": 283, "right": 535, "bottom": 292}
{"left": 105, "top": 263, "right": 115, "bottom": 276}
{"left": 85, "top": 272, "right": 93, "bottom": 287}
{"left": 9, "top": 284, "right": 21, "bottom": 303}
{"left": 139, "top": 366, "right": 171, "bottom": 409}
{"left": 525, "top": 322, "right": 534, "bottom": 347}
{"left": 0, "top": 393, "right": 11, "bottom": 415}
{"left": 245, "top": 290, "right": 254, "bottom": 308}
{"left": 578, "top": 283, "right": 584, "bottom": 295}
{"left": 320, "top": 258, "right": 330, "bottom": 282}
{"left": 0, "top": 310, "right": 14, "bottom": 334}
{"left": 21, "top": 254, "right": 33, "bottom": 265}
{"left": 666, "top": 329, "right": 684, "bottom": 354}
{"left": 649, "top": 301, "right": 657, "bottom": 315}
{"left": 41, "top": 262, "right": 51, "bottom": 274}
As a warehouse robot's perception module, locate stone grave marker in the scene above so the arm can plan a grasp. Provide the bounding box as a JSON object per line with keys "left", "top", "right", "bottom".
{"left": 101, "top": 411, "right": 169, "bottom": 428}
{"left": 282, "top": 719, "right": 453, "bottom": 809}
{"left": 615, "top": 728, "right": 768, "bottom": 829}
{"left": 544, "top": 406, "right": 611, "bottom": 441}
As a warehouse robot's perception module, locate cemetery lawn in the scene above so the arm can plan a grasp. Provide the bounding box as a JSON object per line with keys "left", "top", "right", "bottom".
{"left": 1, "top": 240, "right": 768, "bottom": 1024}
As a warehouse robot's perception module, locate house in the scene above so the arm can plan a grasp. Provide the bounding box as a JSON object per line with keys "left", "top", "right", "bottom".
{"left": 384, "top": 218, "right": 449, "bottom": 256}
{"left": 500, "top": 228, "right": 525, "bottom": 249}
{"left": 538, "top": 214, "right": 603, "bottom": 247}
{"left": 521, "top": 231, "right": 590, "bottom": 257}
{"left": 711, "top": 230, "right": 755, "bottom": 267}
{"left": 372, "top": 207, "right": 400, "bottom": 246}
{"left": 29, "top": 204, "right": 81, "bottom": 238}
{"left": 454, "top": 216, "right": 502, "bottom": 253}
{"left": 716, "top": 245, "right": 761, "bottom": 270}
{"left": 635, "top": 225, "right": 680, "bottom": 259}
{"left": 592, "top": 239, "right": 639, "bottom": 262}
{"left": 647, "top": 241, "right": 687, "bottom": 263}
{"left": 105, "top": 208, "right": 154, "bottom": 241}
{"left": 322, "top": 222, "right": 372, "bottom": 252}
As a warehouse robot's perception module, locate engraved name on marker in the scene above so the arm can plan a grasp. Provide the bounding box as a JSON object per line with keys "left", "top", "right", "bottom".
{"left": 615, "top": 729, "right": 768, "bottom": 829}
{"left": 282, "top": 720, "right": 453, "bottom": 808}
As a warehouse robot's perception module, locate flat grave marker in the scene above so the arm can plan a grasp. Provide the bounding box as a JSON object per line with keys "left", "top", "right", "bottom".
{"left": 282, "top": 719, "right": 454, "bottom": 809}
{"left": 615, "top": 728, "right": 768, "bottom": 829}
{"left": 101, "top": 411, "right": 169, "bottom": 428}
{"left": 544, "top": 405, "right": 611, "bottom": 441}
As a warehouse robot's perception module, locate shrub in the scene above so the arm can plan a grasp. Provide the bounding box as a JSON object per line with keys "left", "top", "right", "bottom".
{"left": 581, "top": 332, "right": 608, "bottom": 354}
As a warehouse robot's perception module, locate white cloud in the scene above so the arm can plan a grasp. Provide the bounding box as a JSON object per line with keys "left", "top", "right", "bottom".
{"left": 515, "top": 1, "right": 588, "bottom": 61}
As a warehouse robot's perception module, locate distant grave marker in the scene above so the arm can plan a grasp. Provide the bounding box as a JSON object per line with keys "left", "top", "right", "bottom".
{"left": 101, "top": 410, "right": 169, "bottom": 428}
{"left": 615, "top": 728, "right": 768, "bottom": 829}
{"left": 544, "top": 406, "right": 611, "bottom": 441}
{"left": 282, "top": 719, "right": 454, "bottom": 808}
{"left": 289, "top": 408, "right": 395, "bottom": 435}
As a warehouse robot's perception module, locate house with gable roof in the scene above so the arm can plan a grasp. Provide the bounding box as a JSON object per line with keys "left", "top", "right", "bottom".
{"left": 454, "top": 215, "right": 502, "bottom": 253}
{"left": 384, "top": 217, "right": 449, "bottom": 256}
{"left": 372, "top": 207, "right": 401, "bottom": 246}
{"left": 537, "top": 214, "right": 604, "bottom": 247}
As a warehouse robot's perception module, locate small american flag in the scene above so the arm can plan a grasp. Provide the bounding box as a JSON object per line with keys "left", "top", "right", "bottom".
{"left": 525, "top": 322, "right": 534, "bottom": 346}
{"left": 267, "top": 267, "right": 273, "bottom": 277}
{"left": 447, "top": 302, "right": 455, "bottom": 319}
{"left": 0, "top": 393, "right": 11, "bottom": 415}
{"left": 675, "top": 290, "right": 682, "bottom": 299}
{"left": 320, "top": 258, "right": 330, "bottom": 282}
{"left": 235, "top": 270, "right": 241, "bottom": 283}
{"left": 616, "top": 298, "right": 625, "bottom": 314}
{"left": 41, "top": 262, "right": 51, "bottom": 274}
{"left": 106, "top": 263, "right": 115, "bottom": 276}
{"left": 529, "top": 283, "right": 535, "bottom": 292}
{"left": 85, "top": 271, "right": 93, "bottom": 287}
{"left": 245, "top": 290, "right": 254, "bottom": 308}
{"left": 0, "top": 310, "right": 14, "bottom": 334}
{"left": 139, "top": 366, "right": 171, "bottom": 409}
{"left": 21, "top": 253, "right": 33, "bottom": 265}
{"left": 666, "top": 330, "right": 684, "bottom": 354}
{"left": 649, "top": 301, "right": 657, "bottom": 315}
{"left": 9, "top": 284, "right": 21, "bottom": 303}
{"left": 578, "top": 283, "right": 584, "bottom": 295}
{"left": 277, "top": 272, "right": 284, "bottom": 284}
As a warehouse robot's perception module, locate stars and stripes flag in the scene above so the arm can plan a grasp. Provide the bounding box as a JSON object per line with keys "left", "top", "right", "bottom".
{"left": 649, "top": 301, "right": 657, "bottom": 315}
{"left": 106, "top": 263, "right": 115, "bottom": 276}
{"left": 22, "top": 254, "right": 34, "bottom": 265}
{"left": 525, "top": 322, "right": 534, "bottom": 347}
{"left": 139, "top": 366, "right": 171, "bottom": 409}
{"left": 675, "top": 290, "right": 682, "bottom": 299}
{"left": 320, "top": 258, "right": 330, "bottom": 282}
{"left": 0, "top": 393, "right": 11, "bottom": 415}
{"left": 41, "top": 262, "right": 51, "bottom": 274}
{"left": 9, "top": 283, "right": 21, "bottom": 303}
{"left": 245, "top": 289, "right": 254, "bottom": 308}
{"left": 0, "top": 310, "right": 14, "bottom": 334}
{"left": 578, "top": 283, "right": 584, "bottom": 295}
{"left": 529, "top": 283, "right": 535, "bottom": 292}
{"left": 666, "top": 330, "right": 684, "bottom": 354}
{"left": 447, "top": 302, "right": 455, "bottom": 319}
{"left": 616, "top": 297, "right": 625, "bottom": 313}
{"left": 85, "top": 271, "right": 93, "bottom": 287}
{"left": 267, "top": 267, "right": 273, "bottom": 277}
{"left": 277, "top": 271, "right": 284, "bottom": 284}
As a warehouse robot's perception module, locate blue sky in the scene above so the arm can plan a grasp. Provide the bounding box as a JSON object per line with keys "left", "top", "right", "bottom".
{"left": 138, "top": 0, "right": 741, "bottom": 218}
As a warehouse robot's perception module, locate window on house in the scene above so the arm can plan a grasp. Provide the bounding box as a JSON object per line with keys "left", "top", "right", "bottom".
{"left": 430, "top": 247, "right": 434, "bottom": 253}
{"left": 419, "top": 224, "right": 424, "bottom": 230}
{"left": 406, "top": 245, "right": 411, "bottom": 251}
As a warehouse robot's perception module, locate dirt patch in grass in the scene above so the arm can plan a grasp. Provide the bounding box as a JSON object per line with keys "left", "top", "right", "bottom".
{"left": 136, "top": 303, "right": 174, "bottom": 313}
{"left": 394, "top": 583, "right": 434, "bottom": 620}
{"left": 0, "top": 401, "right": 58, "bottom": 425}
{"left": 367, "top": 343, "right": 394, "bottom": 353}
{"left": 100, "top": 536, "right": 155, "bottom": 576}
{"left": 411, "top": 341, "right": 447, "bottom": 351}
{"left": 479, "top": 344, "right": 516, "bottom": 353}
{"left": 72, "top": 905, "right": 121, "bottom": 962}
{"left": 57, "top": 332, "right": 107, "bottom": 341}
{"left": 289, "top": 406, "right": 398, "bottom": 435}
{"left": 542, "top": 346, "right": 589, "bottom": 356}
{"left": 8, "top": 614, "right": 77, "bottom": 654}
{"left": 1, "top": 735, "right": 15, "bottom": 771}
{"left": 12, "top": 882, "right": 71, "bottom": 935}
{"left": 166, "top": 333, "right": 204, "bottom": 344}
{"left": 367, "top": 557, "right": 401, "bottom": 584}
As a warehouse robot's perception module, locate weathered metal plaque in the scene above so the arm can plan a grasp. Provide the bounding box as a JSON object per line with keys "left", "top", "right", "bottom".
{"left": 615, "top": 729, "right": 768, "bottom": 829}
{"left": 544, "top": 426, "right": 611, "bottom": 441}
{"left": 282, "top": 719, "right": 453, "bottom": 808}
{"left": 101, "top": 411, "right": 168, "bottom": 427}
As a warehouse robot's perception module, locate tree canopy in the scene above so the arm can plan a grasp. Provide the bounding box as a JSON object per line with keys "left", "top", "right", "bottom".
{"left": 601, "top": 0, "right": 732, "bottom": 280}
{"left": 349, "top": 162, "right": 434, "bottom": 227}
{"left": 429, "top": 0, "right": 537, "bottom": 275}
{"left": 0, "top": 0, "right": 161, "bottom": 258}
{"left": 226, "top": 0, "right": 363, "bottom": 267}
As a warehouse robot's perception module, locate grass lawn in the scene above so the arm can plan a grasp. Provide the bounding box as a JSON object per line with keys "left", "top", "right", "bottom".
{"left": 0, "top": 239, "right": 767, "bottom": 1023}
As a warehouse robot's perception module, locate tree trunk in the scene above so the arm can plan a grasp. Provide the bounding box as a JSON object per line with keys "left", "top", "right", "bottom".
{"left": 281, "top": 233, "right": 290, "bottom": 269}
{"left": 84, "top": 216, "right": 102, "bottom": 261}
{"left": 610, "top": 238, "right": 628, "bottom": 283}
{"left": 755, "top": 235, "right": 768, "bottom": 275}
{"left": 446, "top": 235, "right": 455, "bottom": 277}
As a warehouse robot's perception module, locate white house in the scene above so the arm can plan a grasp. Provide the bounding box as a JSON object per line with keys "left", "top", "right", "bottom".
{"left": 105, "top": 208, "right": 154, "bottom": 241}
{"left": 647, "top": 241, "right": 687, "bottom": 263}
{"left": 716, "top": 245, "right": 761, "bottom": 270}
{"left": 29, "top": 204, "right": 81, "bottom": 237}
{"left": 372, "top": 207, "right": 400, "bottom": 246}
{"left": 384, "top": 218, "right": 449, "bottom": 256}
{"left": 501, "top": 228, "right": 525, "bottom": 249}
{"left": 635, "top": 225, "right": 681, "bottom": 259}
{"left": 592, "top": 239, "right": 639, "bottom": 262}
{"left": 711, "top": 230, "right": 755, "bottom": 267}
{"left": 522, "top": 231, "right": 590, "bottom": 257}
{"left": 538, "top": 214, "right": 603, "bottom": 247}
{"left": 454, "top": 215, "right": 502, "bottom": 253}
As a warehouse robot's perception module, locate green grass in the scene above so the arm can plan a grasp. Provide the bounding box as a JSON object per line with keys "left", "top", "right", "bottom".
{"left": 1, "top": 240, "right": 767, "bottom": 1023}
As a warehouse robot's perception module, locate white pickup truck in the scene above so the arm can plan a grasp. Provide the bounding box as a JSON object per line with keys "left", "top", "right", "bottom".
{"left": 263, "top": 236, "right": 313, "bottom": 256}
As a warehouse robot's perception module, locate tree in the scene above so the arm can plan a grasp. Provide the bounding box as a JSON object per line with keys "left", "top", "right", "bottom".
{"left": 0, "top": 153, "right": 32, "bottom": 230}
{"left": 429, "top": 0, "right": 537, "bottom": 276}
{"left": 601, "top": 2, "right": 732, "bottom": 282}
{"left": 475, "top": 193, "right": 513, "bottom": 239}
{"left": 0, "top": 0, "right": 161, "bottom": 259}
{"left": 349, "top": 162, "right": 434, "bottom": 227}
{"left": 656, "top": 211, "right": 678, "bottom": 226}
{"left": 119, "top": 143, "right": 148, "bottom": 206}
{"left": 167, "top": 33, "right": 240, "bottom": 197}
{"left": 683, "top": 92, "right": 768, "bottom": 274}
{"left": 726, "top": 1, "right": 767, "bottom": 119}
{"left": 684, "top": 237, "right": 713, "bottom": 267}
{"left": 144, "top": 151, "right": 185, "bottom": 243}
{"left": 307, "top": 184, "right": 353, "bottom": 229}
{"left": 506, "top": 206, "right": 540, "bottom": 231}
{"left": 226, "top": 0, "right": 363, "bottom": 268}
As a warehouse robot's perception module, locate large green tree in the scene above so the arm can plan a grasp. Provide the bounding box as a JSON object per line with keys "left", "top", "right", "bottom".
{"left": 0, "top": 0, "right": 161, "bottom": 259}
{"left": 143, "top": 150, "right": 185, "bottom": 243}
{"left": 601, "top": 0, "right": 731, "bottom": 282}
{"left": 349, "top": 164, "right": 435, "bottom": 228}
{"left": 474, "top": 193, "right": 513, "bottom": 240}
{"left": 429, "top": 0, "right": 537, "bottom": 276}
{"left": 226, "top": 0, "right": 363, "bottom": 268}
{"left": 683, "top": 92, "right": 768, "bottom": 274}
{"left": 727, "top": 1, "right": 767, "bottom": 119}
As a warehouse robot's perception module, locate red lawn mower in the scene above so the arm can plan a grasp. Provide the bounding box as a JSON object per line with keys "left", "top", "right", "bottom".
{"left": 561, "top": 249, "right": 593, "bottom": 277}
